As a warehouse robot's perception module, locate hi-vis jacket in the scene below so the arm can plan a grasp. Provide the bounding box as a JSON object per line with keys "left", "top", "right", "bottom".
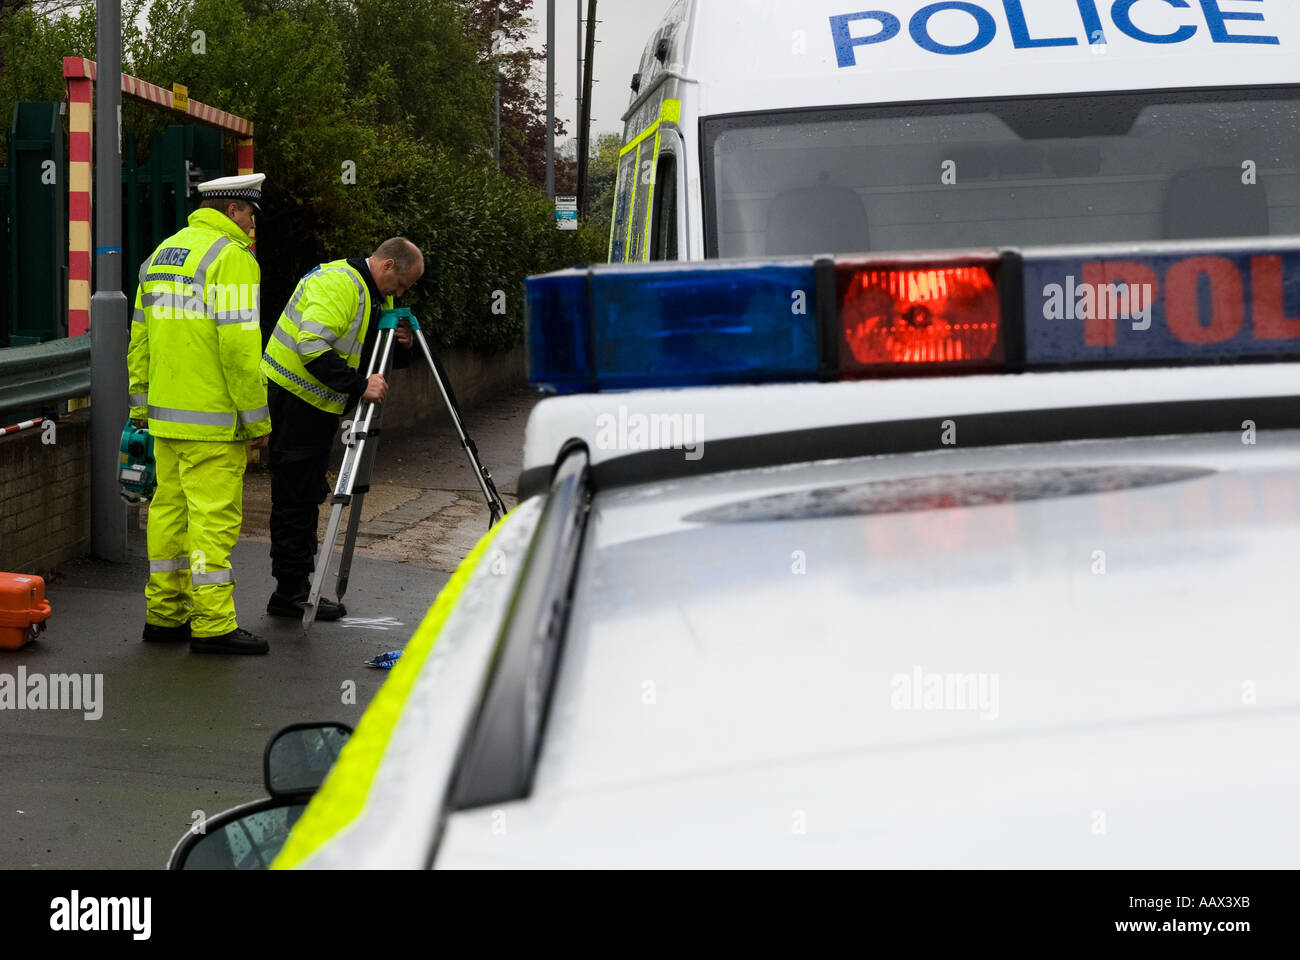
{"left": 261, "top": 260, "right": 394, "bottom": 415}
{"left": 127, "top": 208, "right": 270, "bottom": 441}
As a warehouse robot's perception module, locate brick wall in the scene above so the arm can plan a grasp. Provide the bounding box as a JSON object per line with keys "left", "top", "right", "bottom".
{"left": 0, "top": 410, "right": 91, "bottom": 575}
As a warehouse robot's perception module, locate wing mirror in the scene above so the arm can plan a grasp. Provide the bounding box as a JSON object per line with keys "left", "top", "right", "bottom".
{"left": 168, "top": 722, "right": 352, "bottom": 870}
{"left": 263, "top": 721, "right": 352, "bottom": 797}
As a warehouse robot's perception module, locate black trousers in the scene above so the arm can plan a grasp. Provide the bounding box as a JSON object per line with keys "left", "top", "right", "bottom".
{"left": 267, "top": 383, "right": 343, "bottom": 594}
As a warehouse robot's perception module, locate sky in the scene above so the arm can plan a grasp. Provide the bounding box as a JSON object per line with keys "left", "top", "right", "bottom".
{"left": 523, "top": 0, "right": 676, "bottom": 143}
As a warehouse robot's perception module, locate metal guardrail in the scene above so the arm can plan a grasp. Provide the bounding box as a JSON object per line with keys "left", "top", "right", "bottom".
{"left": 0, "top": 336, "right": 91, "bottom": 420}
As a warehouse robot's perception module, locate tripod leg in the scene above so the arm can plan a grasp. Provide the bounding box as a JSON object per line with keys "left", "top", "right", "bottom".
{"left": 336, "top": 391, "right": 387, "bottom": 600}
{"left": 458, "top": 433, "right": 505, "bottom": 526}
{"left": 302, "top": 327, "right": 399, "bottom": 630}
{"left": 410, "top": 327, "right": 509, "bottom": 525}
{"left": 304, "top": 448, "right": 359, "bottom": 630}
{"left": 336, "top": 327, "right": 397, "bottom": 599}
{"left": 335, "top": 497, "right": 364, "bottom": 602}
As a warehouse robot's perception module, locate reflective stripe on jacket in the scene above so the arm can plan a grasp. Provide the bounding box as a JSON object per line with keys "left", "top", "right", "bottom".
{"left": 261, "top": 260, "right": 393, "bottom": 415}
{"left": 126, "top": 207, "right": 270, "bottom": 441}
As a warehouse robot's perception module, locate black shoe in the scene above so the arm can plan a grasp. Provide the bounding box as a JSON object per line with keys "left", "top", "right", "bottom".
{"left": 266, "top": 592, "right": 347, "bottom": 622}
{"left": 190, "top": 627, "right": 269, "bottom": 655}
{"left": 143, "top": 621, "right": 190, "bottom": 643}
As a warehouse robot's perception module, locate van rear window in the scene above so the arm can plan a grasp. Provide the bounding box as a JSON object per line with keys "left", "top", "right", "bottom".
{"left": 609, "top": 151, "right": 638, "bottom": 262}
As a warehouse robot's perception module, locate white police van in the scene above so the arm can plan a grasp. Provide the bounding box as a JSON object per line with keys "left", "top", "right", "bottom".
{"left": 170, "top": 0, "right": 1300, "bottom": 869}
{"left": 611, "top": 0, "right": 1299, "bottom": 264}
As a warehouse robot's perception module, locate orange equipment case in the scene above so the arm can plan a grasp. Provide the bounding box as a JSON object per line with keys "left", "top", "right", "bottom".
{"left": 0, "top": 572, "right": 51, "bottom": 649}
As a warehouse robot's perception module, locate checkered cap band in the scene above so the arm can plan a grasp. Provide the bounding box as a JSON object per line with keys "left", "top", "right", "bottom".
{"left": 205, "top": 188, "right": 261, "bottom": 202}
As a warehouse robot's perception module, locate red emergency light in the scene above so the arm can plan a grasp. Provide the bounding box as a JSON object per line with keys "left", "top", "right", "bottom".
{"left": 837, "top": 261, "right": 1003, "bottom": 375}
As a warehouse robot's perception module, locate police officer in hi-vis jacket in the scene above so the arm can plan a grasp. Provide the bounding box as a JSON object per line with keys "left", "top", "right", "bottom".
{"left": 127, "top": 173, "right": 272, "bottom": 655}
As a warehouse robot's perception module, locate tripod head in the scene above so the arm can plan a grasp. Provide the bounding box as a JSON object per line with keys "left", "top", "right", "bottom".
{"left": 380, "top": 307, "right": 419, "bottom": 331}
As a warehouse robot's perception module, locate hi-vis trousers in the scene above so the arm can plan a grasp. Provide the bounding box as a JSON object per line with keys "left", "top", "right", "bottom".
{"left": 145, "top": 438, "right": 246, "bottom": 638}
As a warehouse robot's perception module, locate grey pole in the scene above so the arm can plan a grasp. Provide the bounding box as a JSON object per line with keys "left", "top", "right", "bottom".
{"left": 546, "top": 0, "right": 555, "bottom": 200}
{"left": 578, "top": 0, "right": 597, "bottom": 217}
{"left": 577, "top": 0, "right": 582, "bottom": 180}
{"left": 90, "top": 0, "right": 128, "bottom": 562}
{"left": 493, "top": 5, "right": 501, "bottom": 170}
{"left": 493, "top": 84, "right": 501, "bottom": 170}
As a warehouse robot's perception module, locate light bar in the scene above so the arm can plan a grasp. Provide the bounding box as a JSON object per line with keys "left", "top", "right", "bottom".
{"left": 526, "top": 243, "right": 1300, "bottom": 393}
{"left": 527, "top": 262, "right": 819, "bottom": 393}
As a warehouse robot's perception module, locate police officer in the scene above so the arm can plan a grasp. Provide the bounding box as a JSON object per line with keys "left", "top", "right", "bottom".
{"left": 127, "top": 174, "right": 271, "bottom": 655}
{"left": 261, "top": 238, "right": 425, "bottom": 619}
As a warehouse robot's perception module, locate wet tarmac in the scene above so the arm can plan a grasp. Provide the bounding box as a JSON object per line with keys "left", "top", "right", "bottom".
{"left": 0, "top": 388, "right": 540, "bottom": 868}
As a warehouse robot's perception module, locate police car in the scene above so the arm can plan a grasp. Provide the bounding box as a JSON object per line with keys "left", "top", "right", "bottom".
{"left": 169, "top": 0, "right": 1300, "bottom": 868}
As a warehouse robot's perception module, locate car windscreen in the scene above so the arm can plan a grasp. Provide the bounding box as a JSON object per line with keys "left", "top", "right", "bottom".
{"left": 703, "top": 87, "right": 1300, "bottom": 259}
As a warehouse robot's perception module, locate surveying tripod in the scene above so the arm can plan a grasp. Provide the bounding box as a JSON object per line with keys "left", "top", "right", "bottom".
{"left": 303, "top": 308, "right": 508, "bottom": 629}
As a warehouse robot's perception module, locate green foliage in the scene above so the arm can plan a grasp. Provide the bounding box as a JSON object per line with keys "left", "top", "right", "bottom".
{"left": 0, "top": 4, "right": 95, "bottom": 156}
{"left": 0, "top": 0, "right": 607, "bottom": 353}
{"left": 585, "top": 132, "right": 624, "bottom": 253}
{"left": 334, "top": 0, "right": 493, "bottom": 158}
{"left": 396, "top": 150, "right": 606, "bottom": 353}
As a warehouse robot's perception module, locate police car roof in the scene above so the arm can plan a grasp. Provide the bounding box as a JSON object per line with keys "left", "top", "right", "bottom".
{"left": 635, "top": 0, "right": 1300, "bottom": 121}
{"left": 518, "top": 362, "right": 1300, "bottom": 496}
{"left": 437, "top": 426, "right": 1300, "bottom": 867}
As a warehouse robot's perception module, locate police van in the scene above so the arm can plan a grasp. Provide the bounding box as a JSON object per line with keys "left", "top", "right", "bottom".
{"left": 169, "top": 0, "right": 1300, "bottom": 868}
{"left": 610, "top": 0, "right": 1299, "bottom": 264}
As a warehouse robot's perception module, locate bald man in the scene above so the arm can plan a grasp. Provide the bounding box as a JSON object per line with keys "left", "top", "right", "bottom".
{"left": 260, "top": 238, "right": 425, "bottom": 620}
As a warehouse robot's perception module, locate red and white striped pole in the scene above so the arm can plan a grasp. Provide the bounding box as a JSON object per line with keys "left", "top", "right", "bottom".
{"left": 65, "top": 66, "right": 94, "bottom": 339}
{"left": 237, "top": 138, "right": 254, "bottom": 175}
{"left": 0, "top": 417, "right": 45, "bottom": 437}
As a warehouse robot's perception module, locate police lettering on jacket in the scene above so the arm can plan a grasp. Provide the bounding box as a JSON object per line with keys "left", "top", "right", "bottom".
{"left": 831, "top": 1, "right": 1279, "bottom": 66}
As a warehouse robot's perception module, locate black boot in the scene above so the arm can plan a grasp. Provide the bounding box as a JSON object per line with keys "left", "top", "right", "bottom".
{"left": 142, "top": 621, "right": 190, "bottom": 643}
{"left": 190, "top": 627, "right": 269, "bottom": 655}
{"left": 266, "top": 580, "right": 348, "bottom": 624}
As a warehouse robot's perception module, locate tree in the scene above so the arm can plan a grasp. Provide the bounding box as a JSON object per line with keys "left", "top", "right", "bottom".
{"left": 0, "top": 0, "right": 608, "bottom": 352}
{"left": 0, "top": 0, "right": 86, "bottom": 62}
{"left": 119, "top": 0, "right": 376, "bottom": 313}
{"left": 583, "top": 131, "right": 621, "bottom": 240}
{"left": 462, "top": 0, "right": 565, "bottom": 189}
{"left": 0, "top": 3, "right": 95, "bottom": 155}
{"left": 333, "top": 0, "right": 494, "bottom": 159}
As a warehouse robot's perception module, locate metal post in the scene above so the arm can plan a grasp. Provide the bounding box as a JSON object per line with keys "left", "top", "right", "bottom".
{"left": 578, "top": 0, "right": 597, "bottom": 217}
{"left": 577, "top": 0, "right": 582, "bottom": 180}
{"left": 491, "top": 87, "right": 501, "bottom": 171}
{"left": 546, "top": 0, "right": 555, "bottom": 200}
{"left": 493, "top": 85, "right": 501, "bottom": 171}
{"left": 90, "top": 0, "right": 128, "bottom": 562}
{"left": 493, "top": 5, "right": 501, "bottom": 170}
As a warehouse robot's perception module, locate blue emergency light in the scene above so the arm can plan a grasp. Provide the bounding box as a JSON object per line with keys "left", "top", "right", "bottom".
{"left": 526, "top": 244, "right": 1300, "bottom": 394}
{"left": 528, "top": 262, "right": 821, "bottom": 392}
